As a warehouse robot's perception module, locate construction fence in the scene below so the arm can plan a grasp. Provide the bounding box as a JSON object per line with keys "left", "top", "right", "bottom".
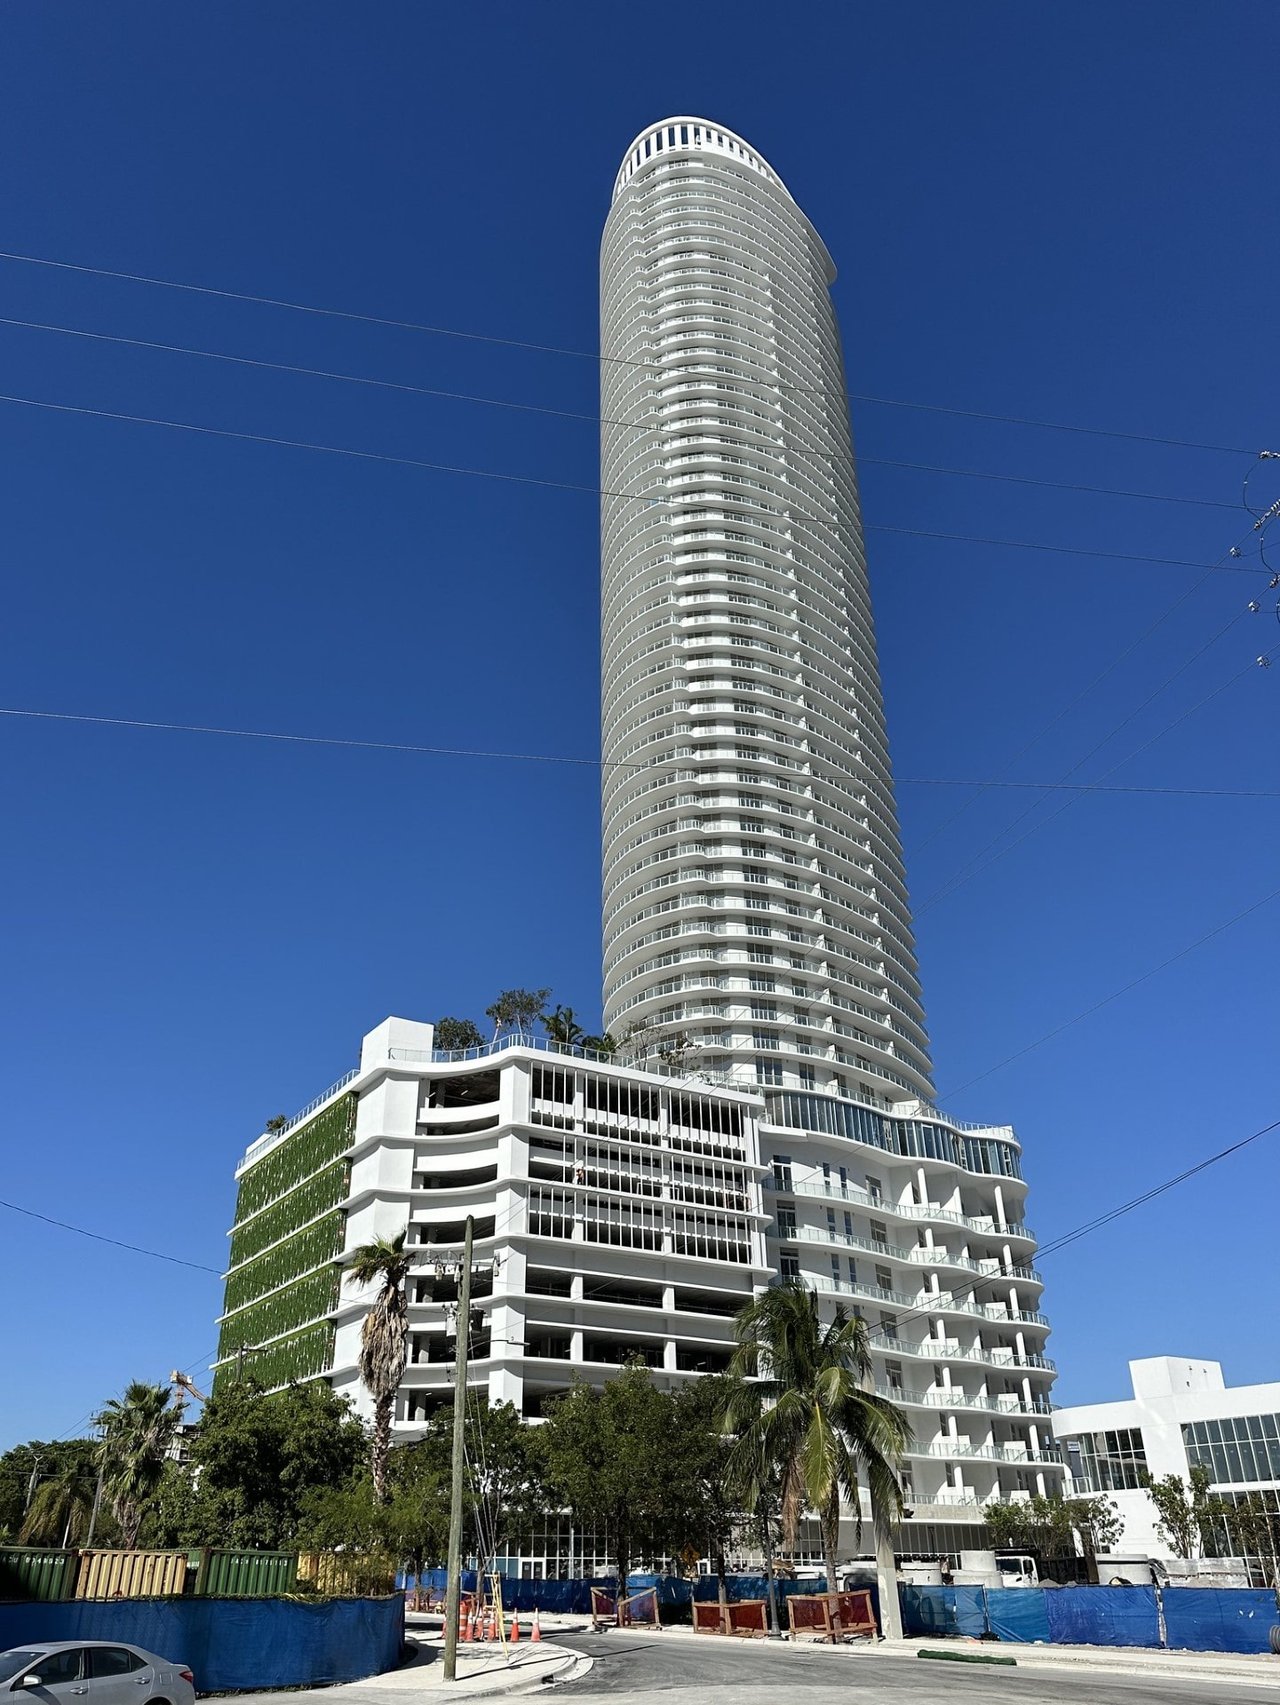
{"left": 901, "top": 1583, "right": 1280, "bottom": 1656}
{"left": 0, "top": 1594, "right": 404, "bottom": 1692}
{"left": 0, "top": 1546, "right": 392, "bottom": 1604}
{"left": 398, "top": 1569, "right": 1280, "bottom": 1655}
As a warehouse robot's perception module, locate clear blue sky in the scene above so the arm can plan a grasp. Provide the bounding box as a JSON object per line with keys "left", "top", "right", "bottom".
{"left": 2, "top": 3, "right": 1276, "bottom": 1447}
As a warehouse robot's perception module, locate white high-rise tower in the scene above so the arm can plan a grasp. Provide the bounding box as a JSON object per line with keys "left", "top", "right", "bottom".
{"left": 600, "top": 119, "right": 930, "bottom": 1103}
{"left": 601, "top": 119, "right": 1061, "bottom": 1538}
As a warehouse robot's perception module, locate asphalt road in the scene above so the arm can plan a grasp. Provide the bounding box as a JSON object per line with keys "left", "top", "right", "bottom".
{"left": 554, "top": 1631, "right": 1280, "bottom": 1704}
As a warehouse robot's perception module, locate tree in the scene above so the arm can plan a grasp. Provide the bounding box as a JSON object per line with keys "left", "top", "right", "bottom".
{"left": 668, "top": 1376, "right": 744, "bottom": 1605}
{"left": 542, "top": 1005, "right": 585, "bottom": 1049}
{"left": 297, "top": 1464, "right": 447, "bottom": 1583}
{"left": 984, "top": 1493, "right": 1122, "bottom": 1564}
{"left": 0, "top": 1440, "right": 102, "bottom": 1544}
{"left": 93, "top": 1382, "right": 186, "bottom": 1549}
{"left": 347, "top": 1231, "right": 412, "bottom": 1504}
{"left": 725, "top": 1282, "right": 910, "bottom": 1612}
{"left": 1143, "top": 1467, "right": 1226, "bottom": 1565}
{"left": 152, "top": 1380, "right": 364, "bottom": 1549}
{"left": 434, "top": 1016, "right": 485, "bottom": 1052}
{"left": 1226, "top": 1495, "right": 1280, "bottom": 1590}
{"left": 617, "top": 1017, "right": 697, "bottom": 1076}
{"left": 406, "top": 1400, "right": 547, "bottom": 1564}
{"left": 485, "top": 988, "right": 551, "bottom": 1040}
{"left": 579, "top": 1032, "right": 617, "bottom": 1057}
{"left": 18, "top": 1456, "right": 99, "bottom": 1547}
{"left": 265, "top": 1115, "right": 288, "bottom": 1135}
{"left": 1074, "top": 1494, "right": 1124, "bottom": 1556}
{"left": 540, "top": 1364, "right": 686, "bottom": 1584}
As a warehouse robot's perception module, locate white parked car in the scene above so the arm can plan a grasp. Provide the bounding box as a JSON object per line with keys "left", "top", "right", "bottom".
{"left": 0, "top": 1643, "right": 195, "bottom": 1705}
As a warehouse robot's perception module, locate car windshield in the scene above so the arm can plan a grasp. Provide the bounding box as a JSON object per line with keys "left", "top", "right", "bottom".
{"left": 0, "top": 1654, "right": 44, "bottom": 1685}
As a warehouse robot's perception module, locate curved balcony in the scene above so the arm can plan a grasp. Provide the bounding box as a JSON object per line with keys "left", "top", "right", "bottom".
{"left": 777, "top": 1176, "right": 1031, "bottom": 1243}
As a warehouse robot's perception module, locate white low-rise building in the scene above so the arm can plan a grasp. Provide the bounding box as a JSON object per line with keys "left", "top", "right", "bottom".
{"left": 1054, "top": 1357, "right": 1280, "bottom": 1566}
{"left": 217, "top": 1013, "right": 1062, "bottom": 1569}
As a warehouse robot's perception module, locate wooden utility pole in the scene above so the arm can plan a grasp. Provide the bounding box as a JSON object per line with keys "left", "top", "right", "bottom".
{"left": 84, "top": 1456, "right": 105, "bottom": 1548}
{"left": 441, "top": 1215, "right": 475, "bottom": 1684}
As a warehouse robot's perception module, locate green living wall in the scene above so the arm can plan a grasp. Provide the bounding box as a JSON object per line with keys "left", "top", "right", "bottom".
{"left": 215, "top": 1093, "right": 356, "bottom": 1391}
{"left": 233, "top": 1096, "right": 356, "bottom": 1220}
{"left": 213, "top": 1321, "right": 337, "bottom": 1392}
{"left": 229, "top": 1161, "right": 348, "bottom": 1267}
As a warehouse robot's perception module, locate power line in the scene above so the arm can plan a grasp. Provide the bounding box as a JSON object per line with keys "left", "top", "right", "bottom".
{"left": 909, "top": 563, "right": 1232, "bottom": 858}
{"left": 0, "top": 247, "right": 1258, "bottom": 455}
{"left": 902, "top": 776, "right": 1280, "bottom": 800}
{"left": 0, "top": 389, "right": 1261, "bottom": 577}
{"left": 0, "top": 1197, "right": 222, "bottom": 1274}
{"left": 0, "top": 707, "right": 628, "bottom": 767}
{"left": 934, "top": 874, "right": 1280, "bottom": 1104}
{"left": 915, "top": 617, "right": 1266, "bottom": 916}
{"left": 861, "top": 1111, "right": 1280, "bottom": 1353}
{"left": 0, "top": 311, "right": 1240, "bottom": 514}
{"left": 6, "top": 705, "right": 1280, "bottom": 801}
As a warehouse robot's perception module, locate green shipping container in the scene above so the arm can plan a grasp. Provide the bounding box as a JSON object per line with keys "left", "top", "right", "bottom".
{"left": 193, "top": 1549, "right": 299, "bottom": 1597}
{"left": 0, "top": 1548, "right": 77, "bottom": 1602}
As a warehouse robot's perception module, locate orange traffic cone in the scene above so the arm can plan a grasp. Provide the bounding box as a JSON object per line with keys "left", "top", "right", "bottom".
{"left": 510, "top": 1615, "right": 520, "bottom": 1644}
{"left": 531, "top": 1610, "right": 542, "bottom": 1644}
{"left": 462, "top": 1604, "right": 474, "bottom": 1643}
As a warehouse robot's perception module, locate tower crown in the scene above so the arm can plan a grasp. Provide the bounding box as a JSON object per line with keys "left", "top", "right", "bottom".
{"left": 612, "top": 116, "right": 792, "bottom": 204}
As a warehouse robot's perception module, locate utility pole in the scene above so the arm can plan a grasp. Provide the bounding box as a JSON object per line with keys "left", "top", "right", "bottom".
{"left": 442, "top": 1215, "right": 474, "bottom": 1684}
{"left": 759, "top": 1495, "right": 782, "bottom": 1639}
{"left": 84, "top": 1456, "right": 105, "bottom": 1549}
{"left": 872, "top": 1499, "right": 903, "bottom": 1640}
{"left": 23, "top": 1458, "right": 43, "bottom": 1517}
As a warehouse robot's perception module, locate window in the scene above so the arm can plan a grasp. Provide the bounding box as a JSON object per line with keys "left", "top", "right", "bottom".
{"left": 846, "top": 1257, "right": 857, "bottom": 1284}
{"left": 830, "top": 1255, "right": 840, "bottom": 1283}
{"left": 867, "top": 1175, "right": 883, "bottom": 1203}
{"left": 26, "top": 1653, "right": 83, "bottom": 1687}
{"left": 880, "top": 1311, "right": 898, "bottom": 1342}
{"left": 870, "top": 1219, "right": 888, "bottom": 1245}
{"left": 1063, "top": 1427, "right": 1149, "bottom": 1492}
{"left": 779, "top": 1250, "right": 799, "bottom": 1279}
{"left": 772, "top": 1155, "right": 793, "bottom": 1190}
{"left": 775, "top": 1204, "right": 797, "bottom": 1239}
{"left": 90, "top": 1651, "right": 146, "bottom": 1679}
{"left": 1183, "top": 1414, "right": 1280, "bottom": 1486}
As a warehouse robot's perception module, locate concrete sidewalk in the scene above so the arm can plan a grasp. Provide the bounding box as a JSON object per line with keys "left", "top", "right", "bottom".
{"left": 220, "top": 1632, "right": 590, "bottom": 1704}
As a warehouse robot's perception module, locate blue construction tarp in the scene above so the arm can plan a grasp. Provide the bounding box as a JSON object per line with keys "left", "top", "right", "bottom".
{"left": 1044, "top": 1585, "right": 1161, "bottom": 1647}
{"left": 0, "top": 1595, "right": 404, "bottom": 1692}
{"left": 985, "top": 1588, "right": 1051, "bottom": 1644}
{"left": 900, "top": 1585, "right": 988, "bottom": 1638}
{"left": 1163, "top": 1587, "right": 1280, "bottom": 1655}
{"left": 401, "top": 1571, "right": 615, "bottom": 1613}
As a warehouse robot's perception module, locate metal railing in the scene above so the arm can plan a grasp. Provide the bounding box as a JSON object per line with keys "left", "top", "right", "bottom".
{"left": 243, "top": 1068, "right": 359, "bottom": 1164}
{"left": 780, "top": 1175, "right": 1034, "bottom": 1241}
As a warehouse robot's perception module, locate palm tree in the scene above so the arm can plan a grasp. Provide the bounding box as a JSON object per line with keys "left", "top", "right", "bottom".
{"left": 542, "top": 1005, "right": 585, "bottom": 1049}
{"left": 20, "top": 1462, "right": 96, "bottom": 1547}
{"left": 347, "top": 1230, "right": 412, "bottom": 1504}
{"left": 725, "top": 1282, "right": 910, "bottom": 1632}
{"left": 93, "top": 1382, "right": 185, "bottom": 1549}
